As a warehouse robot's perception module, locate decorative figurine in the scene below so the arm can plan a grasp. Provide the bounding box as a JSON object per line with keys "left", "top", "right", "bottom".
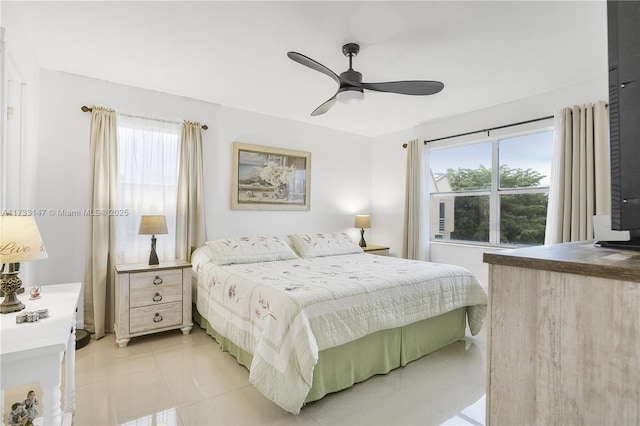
{"left": 7, "top": 401, "right": 32, "bottom": 426}
{"left": 29, "top": 287, "right": 41, "bottom": 300}
{"left": 23, "top": 390, "right": 39, "bottom": 421}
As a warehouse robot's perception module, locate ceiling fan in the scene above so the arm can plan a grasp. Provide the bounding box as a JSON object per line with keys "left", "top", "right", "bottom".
{"left": 287, "top": 42, "right": 444, "bottom": 116}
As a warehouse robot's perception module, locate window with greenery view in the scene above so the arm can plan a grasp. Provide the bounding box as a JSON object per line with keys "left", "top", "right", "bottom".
{"left": 429, "top": 130, "right": 553, "bottom": 246}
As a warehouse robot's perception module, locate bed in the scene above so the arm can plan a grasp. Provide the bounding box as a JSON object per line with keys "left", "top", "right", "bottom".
{"left": 191, "top": 233, "right": 488, "bottom": 414}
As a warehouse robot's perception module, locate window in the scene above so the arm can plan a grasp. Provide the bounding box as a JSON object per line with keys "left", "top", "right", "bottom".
{"left": 429, "top": 129, "right": 553, "bottom": 246}
{"left": 116, "top": 115, "right": 181, "bottom": 263}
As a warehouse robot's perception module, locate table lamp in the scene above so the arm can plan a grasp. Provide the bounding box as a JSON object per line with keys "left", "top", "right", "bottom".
{"left": 0, "top": 215, "right": 48, "bottom": 314}
{"left": 138, "top": 215, "right": 168, "bottom": 265}
{"left": 354, "top": 215, "right": 371, "bottom": 248}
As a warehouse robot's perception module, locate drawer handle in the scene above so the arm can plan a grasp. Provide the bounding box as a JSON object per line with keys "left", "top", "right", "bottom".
{"left": 153, "top": 313, "right": 163, "bottom": 323}
{"left": 153, "top": 293, "right": 163, "bottom": 302}
{"left": 153, "top": 276, "right": 163, "bottom": 285}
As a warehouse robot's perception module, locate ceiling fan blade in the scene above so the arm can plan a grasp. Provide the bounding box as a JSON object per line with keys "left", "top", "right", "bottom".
{"left": 362, "top": 80, "right": 444, "bottom": 96}
{"left": 287, "top": 52, "right": 340, "bottom": 85}
{"left": 311, "top": 95, "right": 337, "bottom": 116}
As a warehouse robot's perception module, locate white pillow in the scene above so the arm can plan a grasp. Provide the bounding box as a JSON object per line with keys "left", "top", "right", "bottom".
{"left": 288, "top": 232, "right": 363, "bottom": 258}
{"left": 205, "top": 236, "right": 298, "bottom": 265}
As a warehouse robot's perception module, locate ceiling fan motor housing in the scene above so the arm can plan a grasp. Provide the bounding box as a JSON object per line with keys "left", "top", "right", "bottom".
{"left": 338, "top": 68, "right": 364, "bottom": 103}
{"left": 342, "top": 43, "right": 360, "bottom": 57}
{"left": 340, "top": 69, "right": 363, "bottom": 86}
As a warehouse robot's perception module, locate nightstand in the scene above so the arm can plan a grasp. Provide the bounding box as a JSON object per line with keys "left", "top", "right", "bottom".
{"left": 362, "top": 244, "right": 390, "bottom": 256}
{"left": 114, "top": 260, "right": 192, "bottom": 347}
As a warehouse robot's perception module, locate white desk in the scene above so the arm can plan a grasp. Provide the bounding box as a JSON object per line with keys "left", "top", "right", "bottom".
{"left": 1, "top": 282, "right": 81, "bottom": 426}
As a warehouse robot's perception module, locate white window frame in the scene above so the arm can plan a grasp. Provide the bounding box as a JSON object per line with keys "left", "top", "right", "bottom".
{"left": 428, "top": 120, "right": 554, "bottom": 247}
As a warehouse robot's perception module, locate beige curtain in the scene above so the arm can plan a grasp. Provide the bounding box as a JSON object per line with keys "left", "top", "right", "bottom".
{"left": 545, "top": 101, "right": 610, "bottom": 244}
{"left": 402, "top": 139, "right": 422, "bottom": 259}
{"left": 84, "top": 107, "right": 118, "bottom": 339}
{"left": 176, "top": 121, "right": 206, "bottom": 262}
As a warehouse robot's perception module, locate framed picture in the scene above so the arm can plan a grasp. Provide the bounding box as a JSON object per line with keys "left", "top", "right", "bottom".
{"left": 231, "top": 142, "right": 311, "bottom": 210}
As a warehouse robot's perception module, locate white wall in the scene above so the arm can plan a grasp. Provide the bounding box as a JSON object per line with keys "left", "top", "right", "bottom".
{"left": 1, "top": 24, "right": 41, "bottom": 286}
{"left": 206, "top": 107, "right": 372, "bottom": 240}
{"left": 33, "top": 70, "right": 372, "bottom": 324}
{"left": 371, "top": 77, "right": 609, "bottom": 287}
{"left": 2, "top": 8, "right": 41, "bottom": 210}
{"left": 419, "top": 77, "right": 608, "bottom": 142}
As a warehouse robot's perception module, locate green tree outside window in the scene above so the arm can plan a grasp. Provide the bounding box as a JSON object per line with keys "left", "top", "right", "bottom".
{"left": 447, "top": 165, "right": 548, "bottom": 244}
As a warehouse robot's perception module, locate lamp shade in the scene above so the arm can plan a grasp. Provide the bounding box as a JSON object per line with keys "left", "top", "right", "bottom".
{"left": 354, "top": 215, "right": 371, "bottom": 229}
{"left": 138, "top": 215, "right": 168, "bottom": 235}
{"left": 0, "top": 216, "right": 48, "bottom": 263}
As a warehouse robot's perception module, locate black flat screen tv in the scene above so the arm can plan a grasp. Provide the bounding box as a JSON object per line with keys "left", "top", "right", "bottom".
{"left": 607, "top": 0, "right": 640, "bottom": 242}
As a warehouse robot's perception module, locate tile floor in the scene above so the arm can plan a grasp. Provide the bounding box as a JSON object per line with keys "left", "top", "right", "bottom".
{"left": 3, "top": 325, "right": 486, "bottom": 425}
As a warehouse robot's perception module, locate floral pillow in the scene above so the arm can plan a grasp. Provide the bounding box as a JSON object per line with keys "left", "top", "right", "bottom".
{"left": 288, "top": 232, "right": 363, "bottom": 258}
{"left": 205, "top": 236, "right": 298, "bottom": 265}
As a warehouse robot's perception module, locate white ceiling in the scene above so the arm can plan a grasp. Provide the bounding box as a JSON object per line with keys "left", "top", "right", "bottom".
{"left": 2, "top": 1, "right": 608, "bottom": 137}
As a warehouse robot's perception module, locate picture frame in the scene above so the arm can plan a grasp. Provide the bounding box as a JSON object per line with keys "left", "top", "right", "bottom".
{"left": 231, "top": 142, "right": 311, "bottom": 211}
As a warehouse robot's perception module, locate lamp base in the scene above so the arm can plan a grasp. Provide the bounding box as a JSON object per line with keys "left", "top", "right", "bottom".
{"left": 148, "top": 235, "right": 160, "bottom": 265}
{"left": 359, "top": 228, "right": 367, "bottom": 248}
{"left": 0, "top": 293, "right": 26, "bottom": 313}
{"left": 149, "top": 251, "right": 159, "bottom": 266}
{"left": 0, "top": 287, "right": 25, "bottom": 297}
{"left": 0, "top": 270, "right": 26, "bottom": 314}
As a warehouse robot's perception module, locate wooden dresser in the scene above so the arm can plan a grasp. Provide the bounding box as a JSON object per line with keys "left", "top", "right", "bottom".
{"left": 114, "top": 260, "right": 192, "bottom": 347}
{"left": 483, "top": 241, "right": 640, "bottom": 425}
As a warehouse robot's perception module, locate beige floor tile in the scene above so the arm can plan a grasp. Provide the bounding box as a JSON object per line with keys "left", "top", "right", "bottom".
{"left": 176, "top": 386, "right": 319, "bottom": 426}
{"left": 75, "top": 348, "right": 163, "bottom": 387}
{"left": 141, "top": 327, "right": 213, "bottom": 353}
{"left": 301, "top": 374, "right": 398, "bottom": 424}
{"left": 161, "top": 361, "right": 250, "bottom": 407}
{"left": 2, "top": 325, "right": 487, "bottom": 426}
{"left": 74, "top": 371, "right": 175, "bottom": 425}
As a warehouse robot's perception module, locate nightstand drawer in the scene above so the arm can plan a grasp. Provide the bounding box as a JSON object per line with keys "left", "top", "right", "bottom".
{"left": 130, "top": 302, "right": 182, "bottom": 334}
{"left": 130, "top": 285, "right": 183, "bottom": 308}
{"left": 130, "top": 269, "right": 182, "bottom": 290}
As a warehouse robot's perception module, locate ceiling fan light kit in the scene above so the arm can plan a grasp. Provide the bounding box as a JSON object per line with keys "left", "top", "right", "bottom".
{"left": 288, "top": 42, "right": 444, "bottom": 116}
{"left": 337, "top": 87, "right": 364, "bottom": 104}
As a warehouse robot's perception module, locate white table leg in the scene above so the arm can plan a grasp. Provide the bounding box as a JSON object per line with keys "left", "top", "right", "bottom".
{"left": 64, "top": 326, "right": 76, "bottom": 414}
{"left": 41, "top": 354, "right": 63, "bottom": 426}
{"left": 41, "top": 382, "right": 62, "bottom": 426}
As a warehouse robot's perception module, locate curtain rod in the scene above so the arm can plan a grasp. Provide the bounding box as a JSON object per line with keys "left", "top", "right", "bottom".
{"left": 81, "top": 105, "right": 208, "bottom": 130}
{"left": 420, "top": 114, "right": 554, "bottom": 146}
